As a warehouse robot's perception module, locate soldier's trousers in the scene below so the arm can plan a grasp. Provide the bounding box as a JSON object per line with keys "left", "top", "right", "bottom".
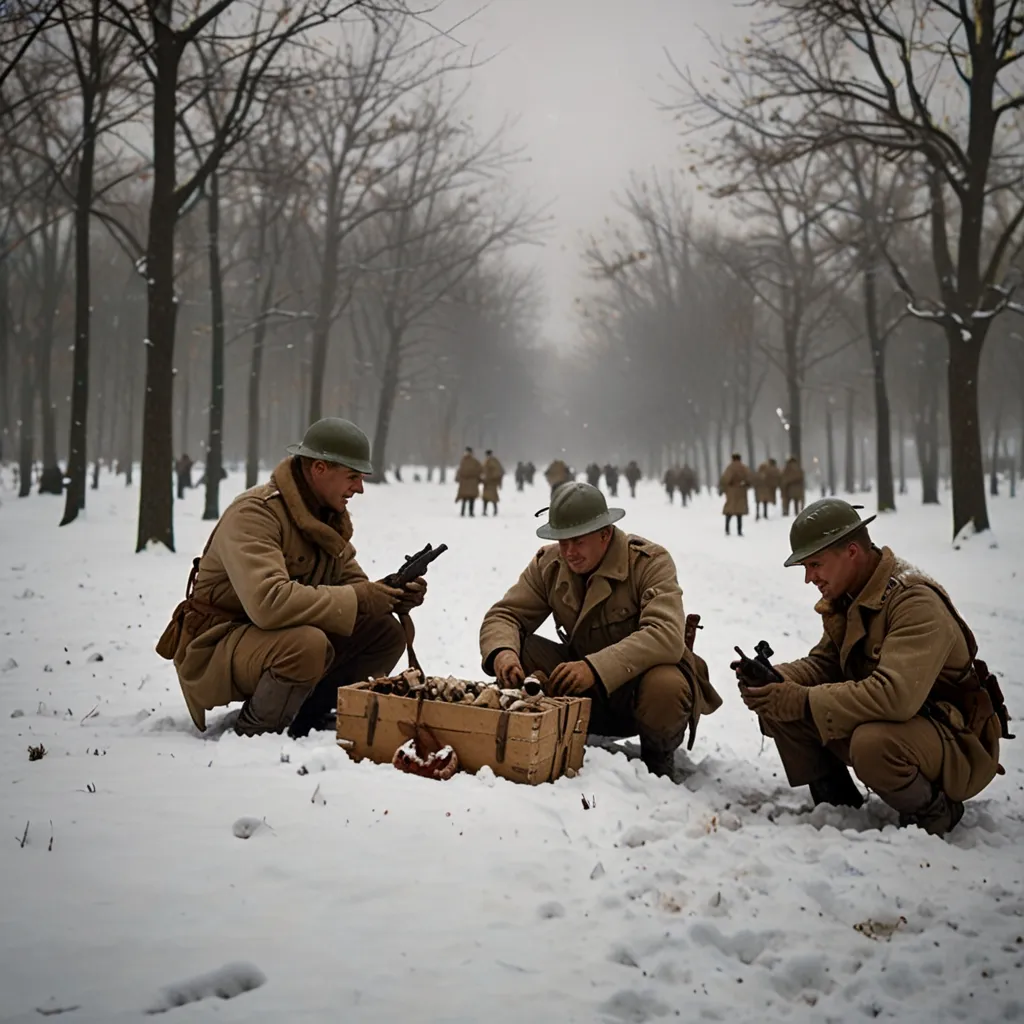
{"left": 230, "top": 614, "right": 406, "bottom": 706}
{"left": 520, "top": 634, "right": 693, "bottom": 752}
{"left": 763, "top": 714, "right": 946, "bottom": 794}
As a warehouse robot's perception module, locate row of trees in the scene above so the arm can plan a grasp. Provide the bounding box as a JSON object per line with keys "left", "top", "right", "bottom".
{"left": 1, "top": 1, "right": 544, "bottom": 550}
{"left": 581, "top": 1, "right": 1024, "bottom": 539}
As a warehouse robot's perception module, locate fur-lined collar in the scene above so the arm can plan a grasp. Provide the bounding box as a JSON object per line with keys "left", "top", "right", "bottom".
{"left": 268, "top": 457, "right": 353, "bottom": 556}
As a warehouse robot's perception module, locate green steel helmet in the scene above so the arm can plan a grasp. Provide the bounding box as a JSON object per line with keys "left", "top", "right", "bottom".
{"left": 286, "top": 417, "right": 373, "bottom": 475}
{"left": 535, "top": 482, "right": 625, "bottom": 540}
{"left": 784, "top": 498, "right": 877, "bottom": 567}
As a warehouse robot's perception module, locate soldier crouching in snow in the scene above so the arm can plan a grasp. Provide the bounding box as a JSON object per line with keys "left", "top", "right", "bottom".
{"left": 479, "top": 482, "right": 721, "bottom": 778}
{"left": 157, "top": 418, "right": 426, "bottom": 739}
{"left": 735, "top": 498, "right": 1010, "bottom": 836}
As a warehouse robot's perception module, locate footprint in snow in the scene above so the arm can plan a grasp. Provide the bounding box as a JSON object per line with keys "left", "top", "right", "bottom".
{"left": 537, "top": 901, "right": 566, "bottom": 920}
{"left": 232, "top": 817, "right": 271, "bottom": 839}
{"left": 598, "top": 989, "right": 671, "bottom": 1022}
{"left": 145, "top": 962, "right": 266, "bottom": 1014}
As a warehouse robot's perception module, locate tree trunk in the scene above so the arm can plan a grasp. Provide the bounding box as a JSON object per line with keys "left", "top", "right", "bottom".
{"left": 700, "top": 430, "right": 712, "bottom": 495}
{"left": 1005, "top": 437, "right": 1015, "bottom": 499}
{"left": 245, "top": 209, "right": 275, "bottom": 489}
{"left": 784, "top": 328, "right": 802, "bottom": 463}
{"left": 36, "top": 307, "right": 63, "bottom": 494}
{"left": 179, "top": 352, "right": 190, "bottom": 459}
{"left": 825, "top": 399, "right": 836, "bottom": 496}
{"left": 122, "top": 360, "right": 136, "bottom": 487}
{"left": 308, "top": 181, "right": 340, "bottom": 425}
{"left": 136, "top": 24, "right": 181, "bottom": 552}
{"left": 989, "top": 407, "right": 1001, "bottom": 498}
{"left": 863, "top": 265, "right": 895, "bottom": 511}
{"left": 860, "top": 433, "right": 869, "bottom": 492}
{"left": 367, "top": 330, "right": 402, "bottom": 483}
{"left": 17, "top": 348, "right": 34, "bottom": 497}
{"left": 61, "top": 64, "right": 97, "bottom": 522}
{"left": 946, "top": 332, "right": 988, "bottom": 535}
{"left": 844, "top": 389, "right": 855, "bottom": 494}
{"left": 0, "top": 250, "right": 8, "bottom": 462}
{"left": 897, "top": 409, "right": 907, "bottom": 495}
{"left": 203, "top": 172, "right": 226, "bottom": 521}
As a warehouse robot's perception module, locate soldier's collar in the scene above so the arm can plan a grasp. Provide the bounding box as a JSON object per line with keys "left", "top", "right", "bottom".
{"left": 592, "top": 527, "right": 629, "bottom": 582}
{"left": 846, "top": 546, "right": 896, "bottom": 611}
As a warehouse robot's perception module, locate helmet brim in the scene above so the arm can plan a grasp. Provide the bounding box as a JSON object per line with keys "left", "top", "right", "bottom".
{"left": 286, "top": 443, "right": 373, "bottom": 476}
{"left": 783, "top": 513, "right": 877, "bottom": 567}
{"left": 536, "top": 507, "right": 625, "bottom": 541}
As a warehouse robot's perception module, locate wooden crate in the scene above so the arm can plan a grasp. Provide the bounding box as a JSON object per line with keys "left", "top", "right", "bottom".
{"left": 336, "top": 686, "right": 591, "bottom": 785}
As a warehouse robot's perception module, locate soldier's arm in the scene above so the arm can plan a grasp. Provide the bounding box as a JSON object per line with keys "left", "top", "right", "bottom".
{"left": 773, "top": 632, "right": 843, "bottom": 687}
{"left": 479, "top": 552, "right": 553, "bottom": 674}
{"left": 336, "top": 544, "right": 369, "bottom": 587}
{"left": 217, "top": 499, "right": 359, "bottom": 636}
{"left": 586, "top": 547, "right": 686, "bottom": 693}
{"left": 807, "top": 587, "right": 958, "bottom": 743}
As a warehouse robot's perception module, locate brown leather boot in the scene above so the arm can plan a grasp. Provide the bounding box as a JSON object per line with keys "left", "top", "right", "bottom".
{"left": 235, "top": 670, "right": 313, "bottom": 737}
{"left": 878, "top": 773, "right": 964, "bottom": 836}
{"left": 808, "top": 766, "right": 864, "bottom": 808}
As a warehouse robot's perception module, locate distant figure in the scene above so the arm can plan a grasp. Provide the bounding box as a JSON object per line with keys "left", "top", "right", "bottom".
{"left": 515, "top": 461, "right": 527, "bottom": 491}
{"left": 524, "top": 461, "right": 537, "bottom": 486}
{"left": 456, "top": 447, "right": 482, "bottom": 517}
{"left": 755, "top": 457, "right": 781, "bottom": 520}
{"left": 624, "top": 460, "right": 642, "bottom": 498}
{"left": 678, "top": 464, "right": 697, "bottom": 507}
{"left": 663, "top": 467, "right": 678, "bottom": 504}
{"left": 585, "top": 462, "right": 602, "bottom": 487}
{"left": 603, "top": 463, "right": 620, "bottom": 498}
{"left": 781, "top": 457, "right": 806, "bottom": 517}
{"left": 392, "top": 464, "right": 403, "bottom": 482}
{"left": 544, "top": 458, "right": 572, "bottom": 495}
{"left": 176, "top": 453, "right": 194, "bottom": 500}
{"left": 481, "top": 450, "right": 505, "bottom": 516}
{"left": 719, "top": 453, "right": 752, "bottom": 536}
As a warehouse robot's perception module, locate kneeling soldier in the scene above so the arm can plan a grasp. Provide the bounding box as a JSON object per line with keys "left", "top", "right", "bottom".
{"left": 157, "top": 418, "right": 425, "bottom": 739}
{"left": 479, "top": 482, "right": 721, "bottom": 777}
{"left": 735, "top": 498, "right": 1007, "bottom": 835}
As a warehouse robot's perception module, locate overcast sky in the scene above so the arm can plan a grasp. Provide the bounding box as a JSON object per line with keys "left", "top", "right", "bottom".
{"left": 437, "top": 0, "right": 756, "bottom": 348}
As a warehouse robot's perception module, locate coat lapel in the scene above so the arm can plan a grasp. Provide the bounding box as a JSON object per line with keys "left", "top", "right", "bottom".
{"left": 269, "top": 457, "right": 352, "bottom": 557}
{"left": 569, "top": 528, "right": 629, "bottom": 643}
{"left": 835, "top": 547, "right": 896, "bottom": 670}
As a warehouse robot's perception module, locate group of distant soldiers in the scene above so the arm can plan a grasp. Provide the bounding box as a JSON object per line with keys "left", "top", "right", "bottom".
{"left": 661, "top": 465, "right": 700, "bottom": 506}
{"left": 717, "top": 454, "right": 806, "bottom": 536}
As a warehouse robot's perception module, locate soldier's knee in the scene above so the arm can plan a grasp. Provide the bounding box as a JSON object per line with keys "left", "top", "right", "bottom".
{"left": 634, "top": 664, "right": 693, "bottom": 735}
{"left": 273, "top": 626, "right": 334, "bottom": 685}
{"left": 849, "top": 722, "right": 907, "bottom": 787}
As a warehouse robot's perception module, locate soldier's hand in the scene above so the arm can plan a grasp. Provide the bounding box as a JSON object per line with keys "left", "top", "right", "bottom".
{"left": 547, "top": 660, "right": 595, "bottom": 696}
{"left": 351, "top": 580, "right": 405, "bottom": 619}
{"left": 493, "top": 649, "right": 525, "bottom": 687}
{"left": 730, "top": 658, "right": 762, "bottom": 689}
{"left": 393, "top": 576, "right": 427, "bottom": 615}
{"left": 739, "top": 680, "right": 808, "bottom": 722}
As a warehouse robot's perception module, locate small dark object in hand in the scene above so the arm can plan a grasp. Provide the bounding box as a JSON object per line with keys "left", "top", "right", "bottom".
{"left": 382, "top": 543, "right": 448, "bottom": 590}
{"left": 733, "top": 641, "right": 783, "bottom": 687}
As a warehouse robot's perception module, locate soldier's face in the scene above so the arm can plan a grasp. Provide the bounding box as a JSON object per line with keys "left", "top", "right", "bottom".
{"left": 801, "top": 545, "right": 858, "bottom": 601}
{"left": 310, "top": 461, "right": 365, "bottom": 512}
{"left": 559, "top": 527, "right": 612, "bottom": 574}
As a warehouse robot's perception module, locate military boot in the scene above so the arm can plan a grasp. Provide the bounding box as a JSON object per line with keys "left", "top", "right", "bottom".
{"left": 639, "top": 736, "right": 679, "bottom": 780}
{"left": 808, "top": 766, "right": 864, "bottom": 808}
{"left": 878, "top": 773, "right": 964, "bottom": 836}
{"left": 235, "top": 670, "right": 313, "bottom": 737}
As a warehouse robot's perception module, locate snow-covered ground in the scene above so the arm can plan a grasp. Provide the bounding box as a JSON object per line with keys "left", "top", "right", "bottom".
{"left": 1, "top": 467, "right": 1022, "bottom": 1024}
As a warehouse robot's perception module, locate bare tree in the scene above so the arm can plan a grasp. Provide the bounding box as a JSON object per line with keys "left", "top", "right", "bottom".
{"left": 672, "top": 0, "right": 1024, "bottom": 537}
{"left": 99, "top": 0, "right": 397, "bottom": 552}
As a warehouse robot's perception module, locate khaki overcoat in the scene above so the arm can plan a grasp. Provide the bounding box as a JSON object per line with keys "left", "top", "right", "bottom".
{"left": 482, "top": 456, "right": 505, "bottom": 503}
{"left": 781, "top": 459, "right": 805, "bottom": 502}
{"left": 158, "top": 458, "right": 367, "bottom": 730}
{"left": 545, "top": 459, "right": 572, "bottom": 489}
{"left": 479, "top": 527, "right": 721, "bottom": 720}
{"left": 456, "top": 454, "right": 482, "bottom": 501}
{"left": 755, "top": 461, "right": 781, "bottom": 504}
{"left": 775, "top": 546, "right": 1001, "bottom": 801}
{"left": 719, "top": 460, "right": 751, "bottom": 516}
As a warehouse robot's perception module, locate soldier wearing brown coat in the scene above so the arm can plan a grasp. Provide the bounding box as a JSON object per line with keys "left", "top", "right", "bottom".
{"left": 156, "top": 418, "right": 426, "bottom": 739}
{"left": 481, "top": 450, "right": 504, "bottom": 516}
{"left": 734, "top": 499, "right": 1007, "bottom": 835}
{"left": 754, "top": 458, "right": 781, "bottom": 520}
{"left": 480, "top": 483, "right": 721, "bottom": 777}
{"left": 780, "top": 456, "right": 805, "bottom": 516}
{"left": 456, "top": 447, "right": 483, "bottom": 517}
{"left": 719, "top": 453, "right": 751, "bottom": 536}
{"left": 544, "top": 458, "right": 573, "bottom": 495}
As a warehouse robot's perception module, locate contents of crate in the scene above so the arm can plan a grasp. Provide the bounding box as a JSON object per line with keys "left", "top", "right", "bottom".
{"left": 337, "top": 668, "right": 591, "bottom": 785}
